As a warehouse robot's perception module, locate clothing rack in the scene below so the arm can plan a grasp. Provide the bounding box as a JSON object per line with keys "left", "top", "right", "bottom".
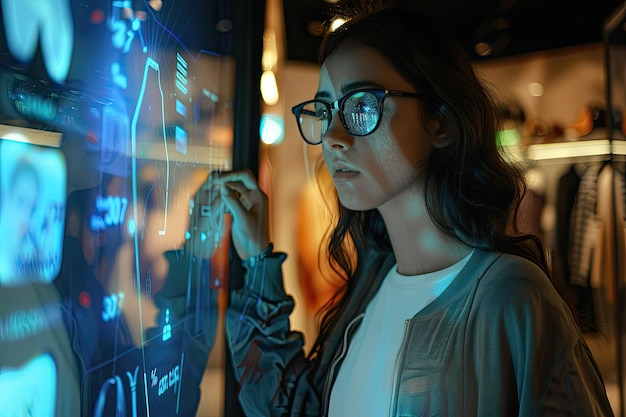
{"left": 523, "top": 132, "right": 625, "bottom": 416}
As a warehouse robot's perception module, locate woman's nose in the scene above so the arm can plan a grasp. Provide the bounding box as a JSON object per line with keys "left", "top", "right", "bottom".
{"left": 321, "top": 115, "right": 354, "bottom": 151}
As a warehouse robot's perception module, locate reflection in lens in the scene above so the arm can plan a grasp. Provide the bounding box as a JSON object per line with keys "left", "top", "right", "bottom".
{"left": 300, "top": 102, "right": 329, "bottom": 143}
{"left": 343, "top": 92, "right": 378, "bottom": 135}
{"left": 350, "top": 112, "right": 377, "bottom": 135}
{"left": 301, "top": 118, "right": 327, "bottom": 143}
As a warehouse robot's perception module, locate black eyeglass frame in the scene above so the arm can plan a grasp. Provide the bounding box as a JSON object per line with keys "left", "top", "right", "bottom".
{"left": 290, "top": 88, "right": 426, "bottom": 145}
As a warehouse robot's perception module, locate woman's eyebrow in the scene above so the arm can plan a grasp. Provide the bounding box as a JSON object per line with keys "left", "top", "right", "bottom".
{"left": 314, "top": 81, "right": 385, "bottom": 101}
{"left": 341, "top": 80, "right": 384, "bottom": 94}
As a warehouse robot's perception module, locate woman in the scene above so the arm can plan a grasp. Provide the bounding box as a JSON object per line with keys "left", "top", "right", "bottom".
{"left": 0, "top": 156, "right": 40, "bottom": 282}
{"left": 214, "top": 2, "right": 614, "bottom": 416}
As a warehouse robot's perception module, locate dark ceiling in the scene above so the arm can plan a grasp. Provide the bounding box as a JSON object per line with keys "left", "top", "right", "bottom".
{"left": 282, "top": 0, "right": 625, "bottom": 63}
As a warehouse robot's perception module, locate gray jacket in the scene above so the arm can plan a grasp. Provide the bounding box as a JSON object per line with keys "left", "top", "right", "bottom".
{"left": 226, "top": 248, "right": 614, "bottom": 416}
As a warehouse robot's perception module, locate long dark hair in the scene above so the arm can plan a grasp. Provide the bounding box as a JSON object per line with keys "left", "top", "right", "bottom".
{"left": 308, "top": 3, "right": 552, "bottom": 362}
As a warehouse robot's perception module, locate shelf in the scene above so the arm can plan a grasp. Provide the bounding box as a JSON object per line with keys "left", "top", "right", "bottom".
{"left": 0, "top": 124, "right": 62, "bottom": 148}
{"left": 524, "top": 139, "right": 613, "bottom": 160}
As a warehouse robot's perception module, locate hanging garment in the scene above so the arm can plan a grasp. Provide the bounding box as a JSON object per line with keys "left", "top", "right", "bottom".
{"left": 554, "top": 165, "right": 582, "bottom": 282}
{"left": 593, "top": 164, "right": 620, "bottom": 304}
{"left": 569, "top": 164, "right": 603, "bottom": 287}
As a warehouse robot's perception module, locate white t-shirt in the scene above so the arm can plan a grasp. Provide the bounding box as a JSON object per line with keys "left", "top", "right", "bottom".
{"left": 328, "top": 252, "right": 473, "bottom": 417}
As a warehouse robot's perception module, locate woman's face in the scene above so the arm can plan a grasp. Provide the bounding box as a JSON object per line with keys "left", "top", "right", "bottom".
{"left": 318, "top": 42, "right": 437, "bottom": 212}
{"left": 11, "top": 167, "right": 39, "bottom": 238}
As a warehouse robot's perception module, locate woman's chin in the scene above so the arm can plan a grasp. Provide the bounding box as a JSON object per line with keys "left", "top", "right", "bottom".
{"left": 337, "top": 195, "right": 377, "bottom": 212}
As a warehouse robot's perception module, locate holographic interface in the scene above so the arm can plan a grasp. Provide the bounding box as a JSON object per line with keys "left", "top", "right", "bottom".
{"left": 0, "top": 1, "right": 234, "bottom": 416}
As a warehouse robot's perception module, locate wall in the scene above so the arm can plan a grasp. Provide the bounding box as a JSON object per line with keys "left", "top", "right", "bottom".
{"left": 475, "top": 44, "right": 605, "bottom": 128}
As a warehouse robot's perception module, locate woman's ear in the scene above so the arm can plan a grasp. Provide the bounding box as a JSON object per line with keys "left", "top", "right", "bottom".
{"left": 426, "top": 117, "right": 453, "bottom": 148}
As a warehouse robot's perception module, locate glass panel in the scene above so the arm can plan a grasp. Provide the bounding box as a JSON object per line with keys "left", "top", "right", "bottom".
{"left": 0, "top": 1, "right": 235, "bottom": 416}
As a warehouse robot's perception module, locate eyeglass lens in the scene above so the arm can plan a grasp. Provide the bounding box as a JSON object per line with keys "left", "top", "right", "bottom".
{"left": 342, "top": 91, "right": 379, "bottom": 136}
{"left": 297, "top": 90, "right": 381, "bottom": 143}
{"left": 297, "top": 102, "right": 330, "bottom": 144}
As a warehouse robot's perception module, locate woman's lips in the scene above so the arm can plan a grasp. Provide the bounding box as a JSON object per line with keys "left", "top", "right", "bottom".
{"left": 333, "top": 169, "right": 361, "bottom": 181}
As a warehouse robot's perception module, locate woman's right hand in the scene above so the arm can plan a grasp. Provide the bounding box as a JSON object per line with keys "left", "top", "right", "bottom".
{"left": 212, "top": 169, "right": 270, "bottom": 260}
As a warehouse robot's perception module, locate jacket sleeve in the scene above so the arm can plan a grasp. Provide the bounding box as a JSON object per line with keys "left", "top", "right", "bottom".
{"left": 226, "top": 252, "right": 320, "bottom": 417}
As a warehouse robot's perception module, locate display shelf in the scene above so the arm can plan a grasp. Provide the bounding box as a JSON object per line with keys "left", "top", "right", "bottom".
{"left": 524, "top": 139, "right": 620, "bottom": 160}
{"left": 0, "top": 124, "right": 62, "bottom": 148}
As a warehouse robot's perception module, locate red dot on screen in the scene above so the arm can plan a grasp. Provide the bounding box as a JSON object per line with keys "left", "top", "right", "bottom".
{"left": 79, "top": 291, "right": 91, "bottom": 308}
{"left": 91, "top": 9, "right": 105, "bottom": 24}
{"left": 87, "top": 132, "right": 99, "bottom": 144}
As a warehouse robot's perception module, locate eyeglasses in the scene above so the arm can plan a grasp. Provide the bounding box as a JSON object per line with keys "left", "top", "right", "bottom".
{"left": 291, "top": 88, "right": 425, "bottom": 145}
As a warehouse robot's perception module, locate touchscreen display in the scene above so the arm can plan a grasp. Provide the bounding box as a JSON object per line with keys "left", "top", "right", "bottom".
{"left": 0, "top": 1, "right": 234, "bottom": 416}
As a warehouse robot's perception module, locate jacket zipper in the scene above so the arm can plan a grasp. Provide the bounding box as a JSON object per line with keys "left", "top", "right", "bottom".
{"left": 389, "top": 319, "right": 410, "bottom": 416}
{"left": 322, "top": 313, "right": 364, "bottom": 416}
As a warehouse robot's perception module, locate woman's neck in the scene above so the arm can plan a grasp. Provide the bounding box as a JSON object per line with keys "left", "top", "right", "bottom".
{"left": 377, "top": 192, "right": 472, "bottom": 276}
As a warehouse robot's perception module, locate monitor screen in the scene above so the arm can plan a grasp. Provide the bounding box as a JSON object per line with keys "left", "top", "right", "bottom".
{"left": 0, "top": 1, "right": 235, "bottom": 416}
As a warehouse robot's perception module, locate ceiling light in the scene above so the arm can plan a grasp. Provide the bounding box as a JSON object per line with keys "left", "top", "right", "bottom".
{"left": 475, "top": 42, "right": 492, "bottom": 56}
{"left": 262, "top": 29, "right": 278, "bottom": 70}
{"left": 260, "top": 70, "right": 279, "bottom": 105}
{"left": 528, "top": 82, "right": 544, "bottom": 97}
{"left": 260, "top": 114, "right": 284, "bottom": 145}
{"left": 330, "top": 18, "right": 346, "bottom": 32}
